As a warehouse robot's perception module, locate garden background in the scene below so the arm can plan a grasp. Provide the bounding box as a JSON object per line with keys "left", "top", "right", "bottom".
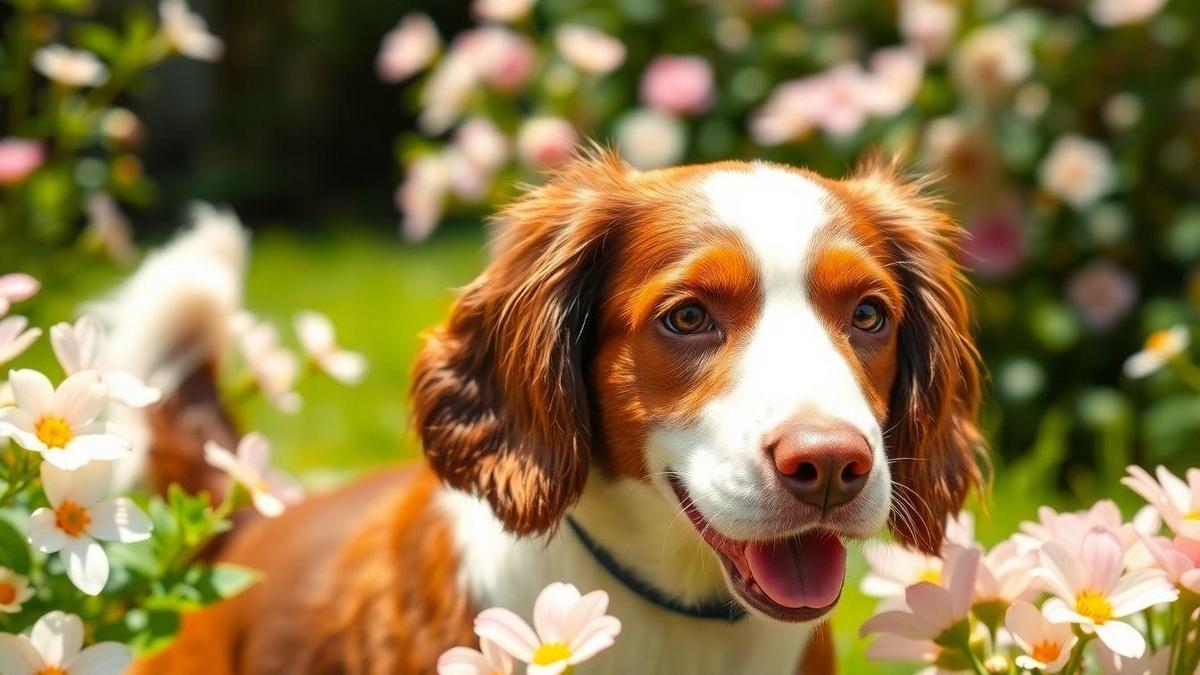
{"left": 2, "top": 0, "right": 1199, "bottom": 671}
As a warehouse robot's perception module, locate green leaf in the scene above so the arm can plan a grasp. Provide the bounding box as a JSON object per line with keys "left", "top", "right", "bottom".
{"left": 0, "top": 517, "right": 31, "bottom": 574}
{"left": 125, "top": 609, "right": 182, "bottom": 657}
{"left": 72, "top": 23, "right": 122, "bottom": 60}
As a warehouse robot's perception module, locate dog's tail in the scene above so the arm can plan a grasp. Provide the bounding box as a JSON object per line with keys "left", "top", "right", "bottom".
{"left": 94, "top": 204, "right": 247, "bottom": 500}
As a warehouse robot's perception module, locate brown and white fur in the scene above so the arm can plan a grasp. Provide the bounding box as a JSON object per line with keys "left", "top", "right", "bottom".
{"left": 122, "top": 151, "right": 982, "bottom": 674}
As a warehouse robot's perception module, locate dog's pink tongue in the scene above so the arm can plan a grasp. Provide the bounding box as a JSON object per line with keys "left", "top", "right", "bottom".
{"left": 744, "top": 531, "right": 846, "bottom": 609}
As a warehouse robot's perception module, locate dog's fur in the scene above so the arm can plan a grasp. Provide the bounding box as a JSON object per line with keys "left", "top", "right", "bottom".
{"left": 127, "top": 152, "right": 981, "bottom": 674}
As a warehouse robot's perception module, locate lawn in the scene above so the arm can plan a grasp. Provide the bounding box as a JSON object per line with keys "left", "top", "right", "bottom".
{"left": 26, "top": 223, "right": 1097, "bottom": 672}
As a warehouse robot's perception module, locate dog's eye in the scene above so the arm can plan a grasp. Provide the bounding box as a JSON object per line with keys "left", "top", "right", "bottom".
{"left": 851, "top": 301, "right": 886, "bottom": 333}
{"left": 663, "top": 303, "right": 712, "bottom": 335}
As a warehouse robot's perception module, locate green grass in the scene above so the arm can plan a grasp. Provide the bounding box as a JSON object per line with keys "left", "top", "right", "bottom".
{"left": 20, "top": 224, "right": 1088, "bottom": 673}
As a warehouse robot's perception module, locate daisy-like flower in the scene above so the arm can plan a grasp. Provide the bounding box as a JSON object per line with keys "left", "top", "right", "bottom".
{"left": 0, "top": 567, "right": 33, "bottom": 613}
{"left": 1135, "top": 532, "right": 1200, "bottom": 594}
{"left": 438, "top": 637, "right": 514, "bottom": 675}
{"left": 0, "top": 369, "right": 131, "bottom": 471}
{"left": 0, "top": 273, "right": 39, "bottom": 316}
{"left": 27, "top": 462, "right": 151, "bottom": 595}
{"left": 31, "top": 45, "right": 108, "bottom": 88}
{"left": 0, "top": 610, "right": 131, "bottom": 675}
{"left": 294, "top": 311, "right": 366, "bottom": 385}
{"left": 0, "top": 316, "right": 40, "bottom": 367}
{"left": 974, "top": 539, "right": 1038, "bottom": 605}
{"left": 159, "top": 0, "right": 224, "bottom": 61}
{"left": 1005, "top": 601, "right": 1076, "bottom": 672}
{"left": 861, "top": 547, "right": 981, "bottom": 643}
{"left": 1123, "top": 465, "right": 1200, "bottom": 540}
{"left": 474, "top": 583, "right": 621, "bottom": 674}
{"left": 861, "top": 543, "right": 944, "bottom": 605}
{"left": 50, "top": 316, "right": 161, "bottom": 408}
{"left": 1037, "top": 528, "right": 1178, "bottom": 658}
{"left": 234, "top": 314, "right": 302, "bottom": 414}
{"left": 1096, "top": 643, "right": 1174, "bottom": 675}
{"left": 1014, "top": 499, "right": 1153, "bottom": 556}
{"left": 204, "top": 433, "right": 302, "bottom": 517}
{"left": 1124, "top": 326, "right": 1190, "bottom": 379}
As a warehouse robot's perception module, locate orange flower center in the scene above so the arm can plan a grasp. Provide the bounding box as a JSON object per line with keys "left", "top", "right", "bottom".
{"left": 1144, "top": 329, "right": 1177, "bottom": 354}
{"left": 1076, "top": 589, "right": 1113, "bottom": 623}
{"left": 1031, "top": 640, "right": 1062, "bottom": 664}
{"left": 37, "top": 667, "right": 67, "bottom": 675}
{"left": 0, "top": 582, "right": 15, "bottom": 604}
{"left": 35, "top": 416, "right": 73, "bottom": 449}
{"left": 55, "top": 500, "right": 91, "bottom": 537}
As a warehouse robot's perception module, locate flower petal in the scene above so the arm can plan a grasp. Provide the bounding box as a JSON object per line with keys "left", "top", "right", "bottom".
{"left": 30, "top": 610, "right": 83, "bottom": 666}
{"left": 101, "top": 371, "right": 161, "bottom": 408}
{"left": 65, "top": 642, "right": 132, "bottom": 675}
{"left": 60, "top": 537, "right": 109, "bottom": 596}
{"left": 1094, "top": 620, "right": 1146, "bottom": 659}
{"left": 237, "top": 432, "right": 273, "bottom": 473}
{"left": 562, "top": 590, "right": 608, "bottom": 644}
{"left": 52, "top": 371, "right": 105, "bottom": 427}
{"left": 533, "top": 582, "right": 581, "bottom": 644}
{"left": 0, "top": 633, "right": 43, "bottom": 675}
{"left": 295, "top": 311, "right": 335, "bottom": 353}
{"left": 251, "top": 491, "right": 286, "bottom": 518}
{"left": 860, "top": 610, "right": 940, "bottom": 640}
{"left": 1107, "top": 569, "right": 1178, "bottom": 616}
{"left": 44, "top": 460, "right": 111, "bottom": 507}
{"left": 322, "top": 351, "right": 367, "bottom": 384}
{"left": 1003, "top": 601, "right": 1043, "bottom": 652}
{"left": 87, "top": 498, "right": 152, "bottom": 543}
{"left": 8, "top": 369, "right": 54, "bottom": 419}
{"left": 64, "top": 432, "right": 131, "bottom": 466}
{"left": 566, "top": 615, "right": 620, "bottom": 663}
{"left": 1080, "top": 528, "right": 1124, "bottom": 592}
{"left": 27, "top": 508, "right": 66, "bottom": 554}
{"left": 436, "top": 646, "right": 488, "bottom": 675}
{"left": 1038, "top": 540, "right": 1084, "bottom": 598}
{"left": 474, "top": 607, "right": 538, "bottom": 662}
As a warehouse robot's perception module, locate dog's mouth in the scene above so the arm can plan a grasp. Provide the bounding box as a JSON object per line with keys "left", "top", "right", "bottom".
{"left": 669, "top": 476, "right": 845, "bottom": 623}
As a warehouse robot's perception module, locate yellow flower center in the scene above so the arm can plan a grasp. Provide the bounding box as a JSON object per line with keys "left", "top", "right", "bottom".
{"left": 55, "top": 500, "right": 91, "bottom": 538}
{"left": 532, "top": 642, "right": 572, "bottom": 666}
{"left": 1185, "top": 510, "right": 1200, "bottom": 521}
{"left": 1144, "top": 329, "right": 1178, "bottom": 354}
{"left": 1031, "top": 640, "right": 1063, "bottom": 664}
{"left": 35, "top": 416, "right": 73, "bottom": 449}
{"left": 0, "top": 582, "right": 15, "bottom": 605}
{"left": 918, "top": 568, "right": 941, "bottom": 584}
{"left": 1075, "top": 589, "right": 1114, "bottom": 623}
{"left": 36, "top": 667, "right": 67, "bottom": 675}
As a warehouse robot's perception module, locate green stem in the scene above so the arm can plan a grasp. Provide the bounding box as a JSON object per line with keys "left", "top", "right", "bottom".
{"left": 1145, "top": 608, "right": 1158, "bottom": 652}
{"left": 1169, "top": 357, "right": 1200, "bottom": 394}
{"left": 1062, "top": 631, "right": 1094, "bottom": 675}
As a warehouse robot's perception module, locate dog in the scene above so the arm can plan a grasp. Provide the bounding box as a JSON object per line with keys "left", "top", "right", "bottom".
{"left": 124, "top": 150, "right": 982, "bottom": 674}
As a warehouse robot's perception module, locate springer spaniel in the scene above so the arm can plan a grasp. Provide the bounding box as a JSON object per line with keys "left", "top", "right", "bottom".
{"left": 129, "top": 151, "right": 982, "bottom": 674}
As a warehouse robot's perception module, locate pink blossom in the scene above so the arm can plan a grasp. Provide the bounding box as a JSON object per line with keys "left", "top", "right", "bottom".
{"left": 639, "top": 56, "right": 714, "bottom": 116}
{"left": 1005, "top": 601, "right": 1076, "bottom": 672}
{"left": 1066, "top": 261, "right": 1138, "bottom": 332}
{"left": 961, "top": 208, "right": 1025, "bottom": 279}
{"left": 860, "top": 547, "right": 980, "bottom": 642}
{"left": 555, "top": 25, "right": 625, "bottom": 75}
{"left": 472, "top": 0, "right": 535, "bottom": 23}
{"left": 438, "top": 638, "right": 513, "bottom": 675}
{"left": 0, "top": 139, "right": 44, "bottom": 186}
{"left": 376, "top": 14, "right": 440, "bottom": 83}
{"left": 0, "top": 274, "right": 39, "bottom": 317}
{"left": 1135, "top": 532, "right": 1200, "bottom": 594}
{"left": 516, "top": 117, "right": 577, "bottom": 170}
{"left": 461, "top": 27, "right": 536, "bottom": 91}
{"left": 811, "top": 65, "right": 871, "bottom": 136}
{"left": 1123, "top": 465, "right": 1200, "bottom": 540}
{"left": 899, "top": 0, "right": 959, "bottom": 59}
{"left": 456, "top": 118, "right": 510, "bottom": 171}
{"left": 398, "top": 153, "right": 450, "bottom": 242}
{"left": 749, "top": 78, "right": 824, "bottom": 145}
{"left": 861, "top": 46, "right": 924, "bottom": 116}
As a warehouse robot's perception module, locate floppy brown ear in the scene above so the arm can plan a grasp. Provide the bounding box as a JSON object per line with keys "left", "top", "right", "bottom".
{"left": 843, "top": 159, "right": 985, "bottom": 555}
{"left": 410, "top": 151, "right": 631, "bottom": 536}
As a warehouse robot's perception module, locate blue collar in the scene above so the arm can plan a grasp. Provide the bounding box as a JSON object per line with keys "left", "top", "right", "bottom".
{"left": 564, "top": 516, "right": 748, "bottom": 622}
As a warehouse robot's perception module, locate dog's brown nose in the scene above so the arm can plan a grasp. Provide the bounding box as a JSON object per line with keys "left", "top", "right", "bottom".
{"left": 768, "top": 418, "right": 872, "bottom": 511}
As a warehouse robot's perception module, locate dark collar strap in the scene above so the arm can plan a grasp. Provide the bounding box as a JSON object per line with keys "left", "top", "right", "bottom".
{"left": 564, "top": 516, "right": 748, "bottom": 622}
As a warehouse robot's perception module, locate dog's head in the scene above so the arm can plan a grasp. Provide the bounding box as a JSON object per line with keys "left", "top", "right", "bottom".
{"left": 412, "top": 150, "right": 982, "bottom": 623}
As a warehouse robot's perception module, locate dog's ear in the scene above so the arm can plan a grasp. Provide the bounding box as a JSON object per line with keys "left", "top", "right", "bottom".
{"left": 411, "top": 150, "right": 630, "bottom": 536}
{"left": 843, "top": 159, "right": 985, "bottom": 554}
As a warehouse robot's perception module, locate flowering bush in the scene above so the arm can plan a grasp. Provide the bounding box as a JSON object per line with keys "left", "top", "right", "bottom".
{"left": 379, "top": 0, "right": 1200, "bottom": 486}
{"left": 0, "top": 219, "right": 365, "bottom": 669}
{"left": 860, "top": 464, "right": 1200, "bottom": 674}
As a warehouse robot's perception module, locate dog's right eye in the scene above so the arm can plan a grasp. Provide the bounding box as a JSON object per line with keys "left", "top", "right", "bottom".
{"left": 663, "top": 303, "right": 712, "bottom": 335}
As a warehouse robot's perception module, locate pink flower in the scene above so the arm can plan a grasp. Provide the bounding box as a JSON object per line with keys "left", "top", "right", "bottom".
{"left": 1135, "top": 532, "right": 1200, "bottom": 594}
{"left": 1036, "top": 528, "right": 1177, "bottom": 658}
{"left": 398, "top": 153, "right": 450, "bottom": 242}
{"left": 472, "top": 0, "right": 535, "bottom": 23}
{"left": 0, "top": 139, "right": 44, "bottom": 186}
{"left": 438, "top": 638, "right": 514, "bottom": 675}
{"left": 1066, "top": 261, "right": 1138, "bottom": 332}
{"left": 1016, "top": 500, "right": 1154, "bottom": 556}
{"left": 899, "top": 0, "right": 959, "bottom": 59}
{"left": 1097, "top": 643, "right": 1174, "bottom": 675}
{"left": 975, "top": 540, "right": 1038, "bottom": 604}
{"left": 419, "top": 54, "right": 477, "bottom": 134}
{"left": 861, "top": 46, "right": 924, "bottom": 117}
{"left": 456, "top": 118, "right": 510, "bottom": 171}
{"left": 204, "top": 433, "right": 303, "bottom": 517}
{"left": 474, "top": 583, "right": 621, "bottom": 675}
{"left": 639, "top": 56, "right": 713, "bottom": 116}
{"left": 1005, "top": 601, "right": 1076, "bottom": 672}
{"left": 0, "top": 317, "right": 40, "bottom": 367}
{"left": 516, "top": 117, "right": 577, "bottom": 170}
{"left": 961, "top": 208, "right": 1025, "bottom": 279}
{"left": 860, "top": 547, "right": 980, "bottom": 642}
{"left": 952, "top": 26, "right": 1032, "bottom": 100}
{"left": 1040, "top": 135, "right": 1116, "bottom": 210}
{"left": 460, "top": 27, "right": 536, "bottom": 91}
{"left": 555, "top": 25, "right": 625, "bottom": 75}
{"left": 1123, "top": 466, "right": 1200, "bottom": 540}
{"left": 812, "top": 64, "right": 871, "bottom": 136}
{"left": 377, "top": 14, "right": 440, "bottom": 83}
{"left": 749, "top": 78, "right": 823, "bottom": 145}
{"left": 0, "top": 274, "right": 39, "bottom": 316}
{"left": 1090, "top": 0, "right": 1165, "bottom": 27}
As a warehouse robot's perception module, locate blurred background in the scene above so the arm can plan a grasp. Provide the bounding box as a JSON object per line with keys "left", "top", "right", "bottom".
{"left": 2, "top": 0, "right": 1199, "bottom": 669}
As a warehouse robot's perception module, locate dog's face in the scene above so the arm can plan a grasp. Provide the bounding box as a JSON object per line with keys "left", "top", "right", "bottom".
{"left": 413, "top": 152, "right": 981, "bottom": 623}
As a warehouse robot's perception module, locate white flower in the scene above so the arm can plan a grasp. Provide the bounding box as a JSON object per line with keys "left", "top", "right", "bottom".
{"left": 1090, "top": 0, "right": 1165, "bottom": 27}
{"left": 0, "top": 369, "right": 131, "bottom": 471}
{"left": 0, "top": 611, "right": 131, "bottom": 675}
{"left": 1040, "top": 135, "right": 1116, "bottom": 210}
{"left": 1122, "top": 465, "right": 1200, "bottom": 540}
{"left": 0, "top": 273, "right": 39, "bottom": 316}
{"left": 32, "top": 46, "right": 108, "bottom": 88}
{"left": 438, "top": 637, "right": 514, "bottom": 675}
{"left": 1124, "top": 326, "right": 1190, "bottom": 378}
{"left": 27, "top": 462, "right": 151, "bottom": 595}
{"left": 952, "top": 25, "right": 1032, "bottom": 99}
{"left": 1036, "top": 528, "right": 1178, "bottom": 658}
{"left": 377, "top": 13, "right": 440, "bottom": 83}
{"left": 473, "top": 0, "right": 535, "bottom": 23}
{"left": 0, "top": 567, "right": 33, "bottom": 613}
{"left": 861, "top": 46, "right": 925, "bottom": 117}
{"left": 0, "top": 316, "right": 40, "bottom": 367}
{"left": 50, "top": 316, "right": 161, "bottom": 408}
{"left": 615, "top": 109, "right": 685, "bottom": 170}
{"left": 204, "top": 433, "right": 302, "bottom": 517}
{"left": 899, "top": 0, "right": 959, "bottom": 59}
{"left": 234, "top": 314, "right": 301, "bottom": 414}
{"left": 295, "top": 311, "right": 366, "bottom": 385}
{"left": 159, "top": 0, "right": 224, "bottom": 61}
{"left": 1005, "top": 601, "right": 1076, "bottom": 672}
{"left": 555, "top": 25, "right": 625, "bottom": 75}
{"left": 474, "top": 583, "right": 621, "bottom": 674}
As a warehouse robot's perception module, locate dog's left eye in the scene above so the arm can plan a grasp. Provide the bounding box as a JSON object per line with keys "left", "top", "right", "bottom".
{"left": 663, "top": 303, "right": 713, "bottom": 335}
{"left": 851, "top": 301, "right": 886, "bottom": 333}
